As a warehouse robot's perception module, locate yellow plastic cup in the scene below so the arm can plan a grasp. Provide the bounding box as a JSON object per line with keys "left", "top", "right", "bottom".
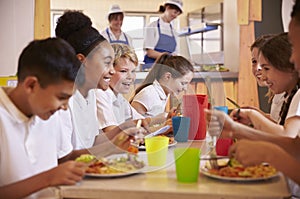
{"left": 174, "top": 148, "right": 201, "bottom": 183}
{"left": 145, "top": 136, "right": 169, "bottom": 166}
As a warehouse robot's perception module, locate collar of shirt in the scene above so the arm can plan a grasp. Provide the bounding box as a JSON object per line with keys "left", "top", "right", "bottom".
{"left": 153, "top": 79, "right": 169, "bottom": 100}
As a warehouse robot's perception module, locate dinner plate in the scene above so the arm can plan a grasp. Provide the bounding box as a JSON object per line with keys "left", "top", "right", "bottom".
{"left": 200, "top": 167, "right": 279, "bottom": 182}
{"left": 84, "top": 154, "right": 145, "bottom": 178}
{"left": 138, "top": 140, "right": 178, "bottom": 151}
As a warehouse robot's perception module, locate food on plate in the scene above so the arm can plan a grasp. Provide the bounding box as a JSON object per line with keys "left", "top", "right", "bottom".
{"left": 206, "top": 158, "right": 277, "bottom": 178}
{"left": 86, "top": 154, "right": 144, "bottom": 175}
{"left": 75, "top": 154, "right": 96, "bottom": 163}
{"left": 127, "top": 145, "right": 139, "bottom": 154}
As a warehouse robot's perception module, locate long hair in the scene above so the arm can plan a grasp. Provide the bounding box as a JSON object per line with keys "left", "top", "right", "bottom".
{"left": 260, "top": 33, "right": 299, "bottom": 125}
{"left": 130, "top": 53, "right": 193, "bottom": 102}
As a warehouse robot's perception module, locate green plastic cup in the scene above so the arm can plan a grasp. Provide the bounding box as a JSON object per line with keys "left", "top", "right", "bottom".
{"left": 174, "top": 148, "right": 201, "bottom": 183}
{"left": 145, "top": 136, "right": 169, "bottom": 166}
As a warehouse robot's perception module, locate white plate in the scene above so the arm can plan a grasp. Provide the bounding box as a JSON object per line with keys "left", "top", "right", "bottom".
{"left": 84, "top": 154, "right": 145, "bottom": 178}
{"left": 138, "top": 140, "right": 177, "bottom": 151}
{"left": 200, "top": 167, "right": 279, "bottom": 182}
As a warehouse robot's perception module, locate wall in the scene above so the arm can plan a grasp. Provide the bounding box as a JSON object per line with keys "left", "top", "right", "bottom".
{"left": 0, "top": 0, "right": 34, "bottom": 76}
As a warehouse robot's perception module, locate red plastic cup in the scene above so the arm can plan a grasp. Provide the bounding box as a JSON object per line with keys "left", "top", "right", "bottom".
{"left": 216, "top": 138, "right": 234, "bottom": 156}
{"left": 182, "top": 94, "right": 208, "bottom": 140}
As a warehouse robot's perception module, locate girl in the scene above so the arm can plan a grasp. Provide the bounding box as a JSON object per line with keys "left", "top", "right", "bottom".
{"left": 231, "top": 32, "right": 300, "bottom": 137}
{"left": 131, "top": 53, "right": 194, "bottom": 117}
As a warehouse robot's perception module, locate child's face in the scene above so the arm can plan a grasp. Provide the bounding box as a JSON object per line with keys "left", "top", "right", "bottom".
{"left": 84, "top": 41, "right": 115, "bottom": 91}
{"left": 251, "top": 47, "right": 268, "bottom": 87}
{"left": 110, "top": 57, "right": 136, "bottom": 94}
{"left": 167, "top": 71, "right": 193, "bottom": 96}
{"left": 289, "top": 18, "right": 300, "bottom": 77}
{"left": 259, "top": 54, "right": 296, "bottom": 94}
{"left": 30, "top": 80, "right": 74, "bottom": 120}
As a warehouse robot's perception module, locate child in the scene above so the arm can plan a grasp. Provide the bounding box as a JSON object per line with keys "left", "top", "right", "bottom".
{"left": 96, "top": 44, "right": 144, "bottom": 132}
{"left": 231, "top": 33, "right": 300, "bottom": 137}
{"left": 0, "top": 38, "right": 86, "bottom": 199}
{"left": 55, "top": 11, "right": 143, "bottom": 150}
{"left": 131, "top": 53, "right": 194, "bottom": 117}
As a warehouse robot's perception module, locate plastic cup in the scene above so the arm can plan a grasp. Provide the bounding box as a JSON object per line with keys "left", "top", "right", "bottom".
{"left": 172, "top": 116, "right": 190, "bottom": 142}
{"left": 174, "top": 148, "right": 201, "bottom": 183}
{"left": 213, "top": 106, "right": 233, "bottom": 156}
{"left": 145, "top": 136, "right": 169, "bottom": 166}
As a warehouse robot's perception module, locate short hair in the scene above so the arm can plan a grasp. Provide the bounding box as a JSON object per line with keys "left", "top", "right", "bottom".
{"left": 17, "top": 37, "right": 81, "bottom": 88}
{"left": 111, "top": 43, "right": 138, "bottom": 67}
{"left": 291, "top": 0, "right": 300, "bottom": 23}
{"left": 259, "top": 32, "right": 294, "bottom": 73}
{"left": 108, "top": 12, "right": 124, "bottom": 22}
{"left": 55, "top": 10, "right": 106, "bottom": 56}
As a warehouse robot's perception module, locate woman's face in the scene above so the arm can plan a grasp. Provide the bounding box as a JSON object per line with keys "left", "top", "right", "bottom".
{"left": 110, "top": 57, "right": 136, "bottom": 94}
{"left": 84, "top": 41, "right": 115, "bottom": 91}
{"left": 251, "top": 47, "right": 267, "bottom": 87}
{"left": 289, "top": 18, "right": 300, "bottom": 77}
{"left": 259, "top": 53, "right": 297, "bottom": 94}
{"left": 164, "top": 6, "right": 181, "bottom": 22}
{"left": 109, "top": 15, "right": 123, "bottom": 31}
{"left": 167, "top": 71, "right": 193, "bottom": 96}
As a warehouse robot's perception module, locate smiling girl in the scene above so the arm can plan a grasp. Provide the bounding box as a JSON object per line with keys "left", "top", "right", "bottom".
{"left": 231, "top": 33, "right": 300, "bottom": 137}
{"left": 131, "top": 53, "right": 194, "bottom": 117}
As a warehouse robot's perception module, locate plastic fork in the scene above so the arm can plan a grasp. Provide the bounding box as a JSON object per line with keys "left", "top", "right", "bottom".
{"left": 207, "top": 135, "right": 219, "bottom": 169}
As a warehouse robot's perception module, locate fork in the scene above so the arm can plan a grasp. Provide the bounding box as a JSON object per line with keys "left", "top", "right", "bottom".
{"left": 207, "top": 134, "right": 219, "bottom": 169}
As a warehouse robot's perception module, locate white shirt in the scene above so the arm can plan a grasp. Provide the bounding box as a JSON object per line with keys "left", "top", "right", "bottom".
{"left": 100, "top": 28, "right": 133, "bottom": 47}
{"left": 67, "top": 89, "right": 99, "bottom": 149}
{"left": 96, "top": 88, "right": 144, "bottom": 129}
{"left": 270, "top": 93, "right": 285, "bottom": 123}
{"left": 143, "top": 17, "right": 179, "bottom": 54}
{"left": 0, "top": 87, "right": 72, "bottom": 199}
{"left": 287, "top": 89, "right": 300, "bottom": 122}
{"left": 132, "top": 80, "right": 169, "bottom": 117}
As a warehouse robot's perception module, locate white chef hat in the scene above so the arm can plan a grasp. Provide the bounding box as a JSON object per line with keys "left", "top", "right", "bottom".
{"left": 108, "top": 4, "right": 124, "bottom": 16}
{"left": 165, "top": 0, "right": 183, "bottom": 13}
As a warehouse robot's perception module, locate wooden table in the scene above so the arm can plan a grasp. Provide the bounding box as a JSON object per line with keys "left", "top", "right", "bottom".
{"left": 57, "top": 141, "right": 291, "bottom": 199}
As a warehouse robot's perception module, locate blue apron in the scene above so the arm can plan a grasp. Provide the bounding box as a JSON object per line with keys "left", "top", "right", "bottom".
{"left": 106, "top": 28, "right": 129, "bottom": 45}
{"left": 143, "top": 19, "right": 177, "bottom": 69}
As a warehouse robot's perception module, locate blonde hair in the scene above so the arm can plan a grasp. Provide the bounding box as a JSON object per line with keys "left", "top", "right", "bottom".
{"left": 111, "top": 43, "right": 138, "bottom": 67}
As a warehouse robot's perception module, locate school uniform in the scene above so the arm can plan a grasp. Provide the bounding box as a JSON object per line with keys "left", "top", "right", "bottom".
{"left": 131, "top": 80, "right": 169, "bottom": 117}
{"left": 0, "top": 87, "right": 72, "bottom": 199}
{"left": 67, "top": 89, "right": 100, "bottom": 149}
{"left": 100, "top": 28, "right": 133, "bottom": 47}
{"left": 143, "top": 17, "right": 179, "bottom": 69}
{"left": 286, "top": 89, "right": 300, "bottom": 120}
{"left": 96, "top": 88, "right": 144, "bottom": 130}
{"left": 270, "top": 92, "right": 285, "bottom": 122}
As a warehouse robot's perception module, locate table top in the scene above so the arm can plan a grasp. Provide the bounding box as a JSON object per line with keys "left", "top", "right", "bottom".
{"left": 58, "top": 141, "right": 291, "bottom": 199}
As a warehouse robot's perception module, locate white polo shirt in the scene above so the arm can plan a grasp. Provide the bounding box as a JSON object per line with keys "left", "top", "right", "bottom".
{"left": 68, "top": 89, "right": 100, "bottom": 149}
{"left": 270, "top": 92, "right": 285, "bottom": 123}
{"left": 286, "top": 89, "right": 300, "bottom": 122}
{"left": 0, "top": 87, "right": 72, "bottom": 198}
{"left": 132, "top": 80, "right": 169, "bottom": 117}
{"left": 96, "top": 88, "right": 144, "bottom": 130}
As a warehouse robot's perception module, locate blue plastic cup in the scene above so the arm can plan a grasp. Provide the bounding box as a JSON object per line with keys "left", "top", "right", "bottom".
{"left": 172, "top": 116, "right": 190, "bottom": 142}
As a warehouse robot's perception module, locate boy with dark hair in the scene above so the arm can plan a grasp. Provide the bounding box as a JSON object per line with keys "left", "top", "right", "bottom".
{"left": 0, "top": 38, "right": 86, "bottom": 199}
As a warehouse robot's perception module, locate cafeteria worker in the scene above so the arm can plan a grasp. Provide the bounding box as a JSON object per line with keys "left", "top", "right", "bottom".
{"left": 143, "top": 0, "right": 183, "bottom": 70}
{"left": 101, "top": 4, "right": 133, "bottom": 47}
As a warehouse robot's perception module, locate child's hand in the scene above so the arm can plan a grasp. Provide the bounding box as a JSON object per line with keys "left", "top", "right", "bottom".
{"left": 47, "top": 161, "right": 86, "bottom": 186}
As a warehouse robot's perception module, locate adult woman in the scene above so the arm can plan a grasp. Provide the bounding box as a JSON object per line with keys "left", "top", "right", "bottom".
{"left": 100, "top": 4, "right": 133, "bottom": 47}
{"left": 131, "top": 53, "right": 194, "bottom": 117}
{"left": 143, "top": 0, "right": 183, "bottom": 70}
{"left": 96, "top": 44, "right": 144, "bottom": 133}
